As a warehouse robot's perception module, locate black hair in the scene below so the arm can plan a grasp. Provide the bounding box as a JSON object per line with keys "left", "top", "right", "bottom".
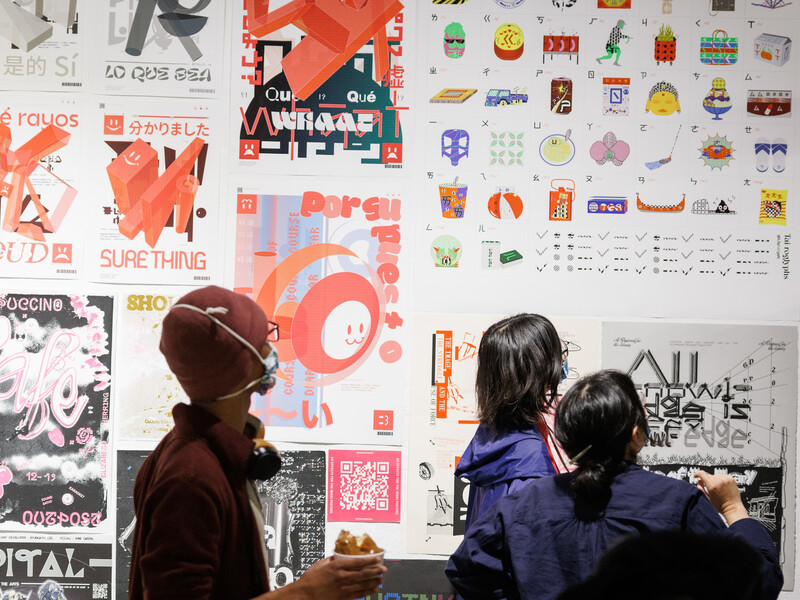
{"left": 475, "top": 313, "right": 563, "bottom": 430}
{"left": 554, "top": 370, "right": 647, "bottom": 512}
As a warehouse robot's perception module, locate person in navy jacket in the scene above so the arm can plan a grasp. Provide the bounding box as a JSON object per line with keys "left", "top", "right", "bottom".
{"left": 446, "top": 369, "right": 782, "bottom": 600}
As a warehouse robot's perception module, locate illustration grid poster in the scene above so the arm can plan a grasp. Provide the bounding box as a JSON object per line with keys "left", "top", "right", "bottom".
{"left": 602, "top": 320, "right": 798, "bottom": 582}
{"left": 0, "top": 93, "right": 86, "bottom": 279}
{"left": 97, "top": 0, "right": 225, "bottom": 98}
{"left": 232, "top": 179, "right": 408, "bottom": 444}
{"left": 85, "top": 97, "right": 222, "bottom": 285}
{"left": 0, "top": 293, "right": 113, "bottom": 531}
{"left": 407, "top": 312, "right": 599, "bottom": 555}
{"left": 232, "top": 0, "right": 414, "bottom": 175}
{"left": 115, "top": 290, "right": 186, "bottom": 441}
{"left": 414, "top": 0, "right": 798, "bottom": 322}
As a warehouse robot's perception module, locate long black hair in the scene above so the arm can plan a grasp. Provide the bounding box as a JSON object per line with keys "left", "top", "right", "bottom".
{"left": 554, "top": 370, "right": 647, "bottom": 511}
{"left": 475, "top": 313, "right": 563, "bottom": 430}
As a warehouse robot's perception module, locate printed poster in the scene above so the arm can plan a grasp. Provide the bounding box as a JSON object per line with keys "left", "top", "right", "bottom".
{"left": 0, "top": 0, "right": 86, "bottom": 91}
{"left": 97, "top": 0, "right": 225, "bottom": 97}
{"left": 232, "top": 1, "right": 413, "bottom": 175}
{"left": 407, "top": 312, "right": 599, "bottom": 555}
{"left": 85, "top": 97, "right": 221, "bottom": 284}
{"left": 359, "top": 558, "right": 456, "bottom": 600}
{"left": 0, "top": 294, "right": 113, "bottom": 531}
{"left": 256, "top": 450, "right": 326, "bottom": 589}
{"left": 416, "top": 2, "right": 798, "bottom": 322}
{"left": 327, "top": 449, "right": 401, "bottom": 523}
{"left": 232, "top": 179, "right": 408, "bottom": 444}
{"left": 0, "top": 93, "right": 86, "bottom": 279}
{"left": 0, "top": 539, "right": 112, "bottom": 600}
{"left": 602, "top": 320, "right": 798, "bottom": 582}
{"left": 115, "top": 448, "right": 150, "bottom": 600}
{"left": 115, "top": 290, "right": 186, "bottom": 441}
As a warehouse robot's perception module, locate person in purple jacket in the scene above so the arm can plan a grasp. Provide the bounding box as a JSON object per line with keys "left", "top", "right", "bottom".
{"left": 446, "top": 370, "right": 783, "bottom": 600}
{"left": 455, "top": 313, "right": 568, "bottom": 533}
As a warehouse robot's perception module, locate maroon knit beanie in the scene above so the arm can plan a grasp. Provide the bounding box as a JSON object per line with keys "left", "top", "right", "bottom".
{"left": 159, "top": 286, "right": 269, "bottom": 401}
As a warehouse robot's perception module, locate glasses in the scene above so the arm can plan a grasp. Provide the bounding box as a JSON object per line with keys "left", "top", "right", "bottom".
{"left": 267, "top": 321, "right": 279, "bottom": 342}
{"left": 561, "top": 340, "right": 569, "bottom": 360}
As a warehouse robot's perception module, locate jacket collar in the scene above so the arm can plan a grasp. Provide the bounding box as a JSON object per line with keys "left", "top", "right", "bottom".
{"left": 171, "top": 402, "right": 253, "bottom": 481}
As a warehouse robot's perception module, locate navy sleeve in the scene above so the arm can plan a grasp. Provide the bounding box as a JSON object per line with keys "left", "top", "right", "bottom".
{"left": 728, "top": 519, "right": 783, "bottom": 600}
{"left": 446, "top": 506, "right": 515, "bottom": 600}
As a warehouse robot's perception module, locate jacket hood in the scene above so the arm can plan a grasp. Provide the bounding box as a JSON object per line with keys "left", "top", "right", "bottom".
{"left": 455, "top": 423, "right": 553, "bottom": 487}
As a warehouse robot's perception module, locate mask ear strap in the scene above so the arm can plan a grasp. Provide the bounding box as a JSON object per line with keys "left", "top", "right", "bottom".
{"left": 171, "top": 304, "right": 264, "bottom": 359}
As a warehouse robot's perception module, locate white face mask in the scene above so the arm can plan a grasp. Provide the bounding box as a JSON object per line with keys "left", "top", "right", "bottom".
{"left": 170, "top": 304, "right": 279, "bottom": 400}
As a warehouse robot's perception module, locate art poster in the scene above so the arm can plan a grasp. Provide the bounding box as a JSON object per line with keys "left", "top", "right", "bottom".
{"left": 232, "top": 0, "right": 413, "bottom": 175}
{"left": 415, "top": 2, "right": 799, "bottom": 323}
{"left": 359, "top": 558, "right": 456, "bottom": 600}
{"left": 0, "top": 94, "right": 86, "bottom": 279}
{"left": 0, "top": 539, "right": 112, "bottom": 600}
{"left": 232, "top": 179, "right": 408, "bottom": 444}
{"left": 0, "top": 0, "right": 86, "bottom": 91}
{"left": 115, "top": 290, "right": 186, "bottom": 441}
{"left": 85, "top": 97, "right": 221, "bottom": 285}
{"left": 406, "top": 312, "right": 599, "bottom": 555}
{"left": 115, "top": 448, "right": 150, "bottom": 600}
{"left": 97, "top": 0, "right": 225, "bottom": 97}
{"left": 327, "top": 449, "right": 401, "bottom": 523}
{"left": 0, "top": 294, "right": 113, "bottom": 531}
{"left": 256, "top": 450, "right": 326, "bottom": 590}
{"left": 601, "top": 320, "right": 798, "bottom": 581}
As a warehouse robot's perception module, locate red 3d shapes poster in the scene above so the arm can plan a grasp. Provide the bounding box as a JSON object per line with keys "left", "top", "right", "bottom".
{"left": 0, "top": 293, "right": 113, "bottom": 531}
{"left": 0, "top": 96, "right": 85, "bottom": 279}
{"left": 328, "top": 449, "right": 401, "bottom": 522}
{"left": 87, "top": 98, "right": 221, "bottom": 284}
{"left": 233, "top": 0, "right": 411, "bottom": 174}
{"left": 233, "top": 180, "right": 407, "bottom": 444}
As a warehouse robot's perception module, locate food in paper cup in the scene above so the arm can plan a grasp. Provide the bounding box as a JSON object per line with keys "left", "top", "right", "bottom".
{"left": 333, "top": 530, "right": 384, "bottom": 561}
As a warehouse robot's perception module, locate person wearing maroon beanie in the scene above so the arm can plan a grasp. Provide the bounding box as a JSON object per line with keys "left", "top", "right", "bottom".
{"left": 128, "top": 286, "right": 385, "bottom": 600}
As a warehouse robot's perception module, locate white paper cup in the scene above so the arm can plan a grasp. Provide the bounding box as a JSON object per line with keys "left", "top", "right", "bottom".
{"left": 333, "top": 550, "right": 385, "bottom": 565}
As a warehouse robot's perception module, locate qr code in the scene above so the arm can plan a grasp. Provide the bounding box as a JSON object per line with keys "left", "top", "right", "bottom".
{"left": 92, "top": 583, "right": 109, "bottom": 599}
{"left": 338, "top": 461, "right": 390, "bottom": 511}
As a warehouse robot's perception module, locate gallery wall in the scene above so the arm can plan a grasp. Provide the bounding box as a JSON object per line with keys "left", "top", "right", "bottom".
{"left": 0, "top": 0, "right": 798, "bottom": 598}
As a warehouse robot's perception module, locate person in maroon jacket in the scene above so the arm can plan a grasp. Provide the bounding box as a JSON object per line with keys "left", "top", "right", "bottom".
{"left": 129, "top": 285, "right": 385, "bottom": 600}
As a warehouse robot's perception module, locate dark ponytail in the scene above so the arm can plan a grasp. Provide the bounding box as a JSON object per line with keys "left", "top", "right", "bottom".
{"left": 554, "top": 370, "right": 647, "bottom": 514}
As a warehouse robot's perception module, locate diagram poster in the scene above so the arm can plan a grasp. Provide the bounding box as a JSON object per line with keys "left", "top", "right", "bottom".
{"left": 85, "top": 97, "right": 221, "bottom": 285}
{"left": 97, "top": 1, "right": 225, "bottom": 97}
{"left": 327, "top": 449, "right": 401, "bottom": 523}
{"left": 232, "top": 179, "right": 408, "bottom": 444}
{"left": 0, "top": 293, "right": 113, "bottom": 531}
{"left": 256, "top": 450, "right": 326, "bottom": 590}
{"left": 232, "top": 1, "right": 413, "bottom": 175}
{"left": 602, "top": 320, "right": 797, "bottom": 582}
{"left": 115, "top": 290, "right": 186, "bottom": 441}
{"left": 0, "top": 539, "right": 112, "bottom": 600}
{"left": 0, "top": 0, "right": 86, "bottom": 91}
{"left": 407, "top": 312, "right": 599, "bottom": 555}
{"left": 0, "top": 94, "right": 86, "bottom": 279}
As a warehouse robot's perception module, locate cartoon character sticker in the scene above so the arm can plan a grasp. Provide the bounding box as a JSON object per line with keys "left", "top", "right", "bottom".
{"left": 431, "top": 235, "right": 462, "bottom": 267}
{"left": 443, "top": 22, "right": 466, "bottom": 58}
